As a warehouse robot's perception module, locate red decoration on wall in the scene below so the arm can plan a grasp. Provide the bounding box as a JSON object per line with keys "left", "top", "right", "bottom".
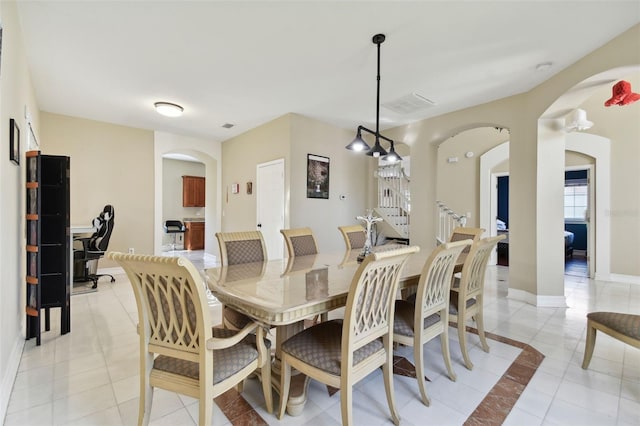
{"left": 604, "top": 80, "right": 640, "bottom": 107}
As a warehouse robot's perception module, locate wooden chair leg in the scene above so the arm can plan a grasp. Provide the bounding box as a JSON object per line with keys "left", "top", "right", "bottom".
{"left": 277, "top": 360, "right": 291, "bottom": 419}
{"left": 476, "top": 304, "right": 490, "bottom": 353}
{"left": 340, "top": 378, "right": 353, "bottom": 426}
{"left": 441, "top": 328, "right": 458, "bottom": 380}
{"left": 382, "top": 353, "right": 400, "bottom": 426}
{"left": 414, "top": 340, "right": 431, "bottom": 406}
{"left": 261, "top": 356, "right": 273, "bottom": 414}
{"left": 582, "top": 321, "right": 597, "bottom": 369}
{"left": 457, "top": 316, "right": 473, "bottom": 370}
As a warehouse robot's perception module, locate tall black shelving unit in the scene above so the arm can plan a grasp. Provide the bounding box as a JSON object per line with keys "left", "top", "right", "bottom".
{"left": 26, "top": 151, "right": 70, "bottom": 345}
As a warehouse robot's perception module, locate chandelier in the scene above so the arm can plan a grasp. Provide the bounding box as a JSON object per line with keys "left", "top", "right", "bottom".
{"left": 345, "top": 33, "right": 401, "bottom": 162}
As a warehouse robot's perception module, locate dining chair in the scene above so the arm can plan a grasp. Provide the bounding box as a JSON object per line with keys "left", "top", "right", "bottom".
{"left": 216, "top": 231, "right": 267, "bottom": 330}
{"left": 393, "top": 239, "right": 472, "bottom": 406}
{"left": 449, "top": 226, "right": 485, "bottom": 254}
{"left": 278, "top": 246, "right": 419, "bottom": 425}
{"left": 108, "top": 252, "right": 273, "bottom": 426}
{"left": 338, "top": 224, "right": 367, "bottom": 251}
{"left": 450, "top": 234, "right": 505, "bottom": 370}
{"left": 280, "top": 227, "right": 319, "bottom": 257}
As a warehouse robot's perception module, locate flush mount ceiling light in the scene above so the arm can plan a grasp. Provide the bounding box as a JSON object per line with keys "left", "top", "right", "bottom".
{"left": 154, "top": 102, "right": 184, "bottom": 117}
{"left": 345, "top": 33, "right": 402, "bottom": 162}
{"left": 565, "top": 108, "right": 593, "bottom": 132}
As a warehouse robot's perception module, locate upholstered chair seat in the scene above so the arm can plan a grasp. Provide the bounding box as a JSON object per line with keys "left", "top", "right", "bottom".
{"left": 154, "top": 328, "right": 270, "bottom": 384}
{"left": 582, "top": 311, "right": 640, "bottom": 369}
{"left": 281, "top": 320, "right": 383, "bottom": 376}
{"left": 393, "top": 300, "right": 441, "bottom": 337}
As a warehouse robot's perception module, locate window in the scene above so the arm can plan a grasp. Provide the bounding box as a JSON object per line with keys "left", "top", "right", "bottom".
{"left": 564, "top": 182, "right": 587, "bottom": 220}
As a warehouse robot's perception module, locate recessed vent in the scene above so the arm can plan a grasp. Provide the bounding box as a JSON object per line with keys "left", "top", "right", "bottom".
{"left": 383, "top": 93, "right": 437, "bottom": 114}
{"left": 222, "top": 123, "right": 235, "bottom": 129}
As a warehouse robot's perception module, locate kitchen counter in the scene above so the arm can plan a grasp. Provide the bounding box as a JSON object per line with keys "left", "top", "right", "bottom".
{"left": 183, "top": 217, "right": 205, "bottom": 222}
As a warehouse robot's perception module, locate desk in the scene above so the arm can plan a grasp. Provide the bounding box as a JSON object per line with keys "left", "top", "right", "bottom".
{"left": 70, "top": 225, "right": 96, "bottom": 293}
{"left": 206, "top": 247, "right": 436, "bottom": 415}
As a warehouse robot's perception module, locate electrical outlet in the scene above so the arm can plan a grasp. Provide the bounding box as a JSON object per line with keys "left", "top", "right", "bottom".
{"left": 128, "top": 248, "right": 135, "bottom": 254}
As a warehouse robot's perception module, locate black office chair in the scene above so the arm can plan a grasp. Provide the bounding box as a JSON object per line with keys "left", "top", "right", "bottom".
{"left": 164, "top": 220, "right": 186, "bottom": 251}
{"left": 74, "top": 205, "right": 115, "bottom": 289}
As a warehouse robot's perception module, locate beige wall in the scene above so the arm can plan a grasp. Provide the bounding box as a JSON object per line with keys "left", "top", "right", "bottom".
{"left": 162, "top": 158, "right": 205, "bottom": 246}
{"left": 289, "top": 114, "right": 370, "bottom": 252}
{"left": 221, "top": 115, "right": 291, "bottom": 232}
{"left": 41, "top": 113, "right": 155, "bottom": 266}
{"left": 0, "top": 1, "right": 43, "bottom": 418}
{"left": 578, "top": 72, "right": 640, "bottom": 274}
{"left": 437, "top": 127, "right": 510, "bottom": 227}
{"left": 220, "top": 113, "right": 371, "bottom": 253}
{"left": 386, "top": 24, "right": 640, "bottom": 302}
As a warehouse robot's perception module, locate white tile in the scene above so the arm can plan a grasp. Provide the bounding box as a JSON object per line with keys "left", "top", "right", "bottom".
{"left": 554, "top": 380, "right": 620, "bottom": 418}
{"left": 6, "top": 380, "right": 53, "bottom": 414}
{"left": 149, "top": 407, "right": 196, "bottom": 426}
{"left": 399, "top": 397, "right": 466, "bottom": 426}
{"left": 53, "top": 352, "right": 106, "bottom": 381}
{"left": 503, "top": 407, "right": 543, "bottom": 426}
{"left": 513, "top": 385, "right": 554, "bottom": 417}
{"left": 618, "top": 397, "right": 640, "bottom": 425}
{"left": 3, "top": 402, "right": 53, "bottom": 426}
{"left": 12, "top": 364, "right": 55, "bottom": 391}
{"left": 621, "top": 378, "right": 640, "bottom": 403}
{"left": 53, "top": 383, "right": 117, "bottom": 424}
{"left": 563, "top": 363, "right": 622, "bottom": 397}
{"left": 63, "top": 406, "right": 124, "bottom": 426}
{"left": 53, "top": 366, "right": 112, "bottom": 400}
{"left": 111, "top": 374, "right": 141, "bottom": 404}
{"left": 544, "top": 398, "right": 616, "bottom": 426}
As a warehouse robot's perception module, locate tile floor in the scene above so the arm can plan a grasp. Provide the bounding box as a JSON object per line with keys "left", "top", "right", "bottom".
{"left": 4, "top": 252, "right": 639, "bottom": 426}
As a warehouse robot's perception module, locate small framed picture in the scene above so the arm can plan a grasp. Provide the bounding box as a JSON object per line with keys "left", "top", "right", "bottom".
{"left": 307, "top": 154, "right": 330, "bottom": 199}
{"left": 246, "top": 181, "right": 253, "bottom": 195}
{"left": 10, "top": 118, "right": 19, "bottom": 165}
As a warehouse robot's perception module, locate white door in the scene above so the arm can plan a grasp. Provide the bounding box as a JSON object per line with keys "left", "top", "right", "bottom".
{"left": 257, "top": 159, "right": 285, "bottom": 259}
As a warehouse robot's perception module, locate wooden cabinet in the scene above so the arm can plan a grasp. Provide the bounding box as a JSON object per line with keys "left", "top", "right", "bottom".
{"left": 184, "top": 221, "right": 205, "bottom": 250}
{"left": 26, "top": 151, "right": 71, "bottom": 345}
{"left": 182, "top": 176, "right": 205, "bottom": 207}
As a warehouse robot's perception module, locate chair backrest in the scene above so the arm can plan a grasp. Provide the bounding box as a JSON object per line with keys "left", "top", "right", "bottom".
{"left": 280, "top": 227, "right": 319, "bottom": 257}
{"left": 342, "top": 246, "right": 419, "bottom": 362}
{"left": 449, "top": 227, "right": 484, "bottom": 254}
{"left": 458, "top": 235, "right": 506, "bottom": 300}
{"left": 416, "top": 240, "right": 473, "bottom": 319}
{"left": 216, "top": 231, "right": 267, "bottom": 266}
{"left": 164, "top": 220, "right": 186, "bottom": 232}
{"left": 338, "top": 225, "right": 366, "bottom": 250}
{"left": 89, "top": 205, "right": 115, "bottom": 252}
{"left": 108, "top": 252, "right": 212, "bottom": 365}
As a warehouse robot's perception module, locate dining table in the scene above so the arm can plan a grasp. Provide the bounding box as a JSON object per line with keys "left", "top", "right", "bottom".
{"left": 205, "top": 245, "right": 466, "bottom": 416}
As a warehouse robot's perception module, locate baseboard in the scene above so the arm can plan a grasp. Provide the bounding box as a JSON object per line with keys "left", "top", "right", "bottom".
{"left": 594, "top": 272, "right": 640, "bottom": 285}
{"left": 507, "top": 288, "right": 567, "bottom": 307}
{"left": 1, "top": 337, "right": 25, "bottom": 423}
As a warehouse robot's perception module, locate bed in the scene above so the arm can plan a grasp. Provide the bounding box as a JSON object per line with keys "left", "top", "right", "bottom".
{"left": 495, "top": 222, "right": 575, "bottom": 265}
{"left": 564, "top": 230, "right": 574, "bottom": 258}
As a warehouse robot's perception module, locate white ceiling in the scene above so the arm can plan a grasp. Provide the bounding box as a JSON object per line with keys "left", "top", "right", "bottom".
{"left": 16, "top": 1, "right": 640, "bottom": 143}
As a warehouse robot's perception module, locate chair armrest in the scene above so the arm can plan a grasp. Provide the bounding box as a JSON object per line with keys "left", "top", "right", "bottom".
{"left": 206, "top": 321, "right": 259, "bottom": 350}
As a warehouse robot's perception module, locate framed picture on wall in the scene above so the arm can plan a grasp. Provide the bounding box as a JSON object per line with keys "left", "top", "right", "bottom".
{"left": 10, "top": 118, "right": 20, "bottom": 165}
{"left": 306, "top": 154, "right": 329, "bottom": 199}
